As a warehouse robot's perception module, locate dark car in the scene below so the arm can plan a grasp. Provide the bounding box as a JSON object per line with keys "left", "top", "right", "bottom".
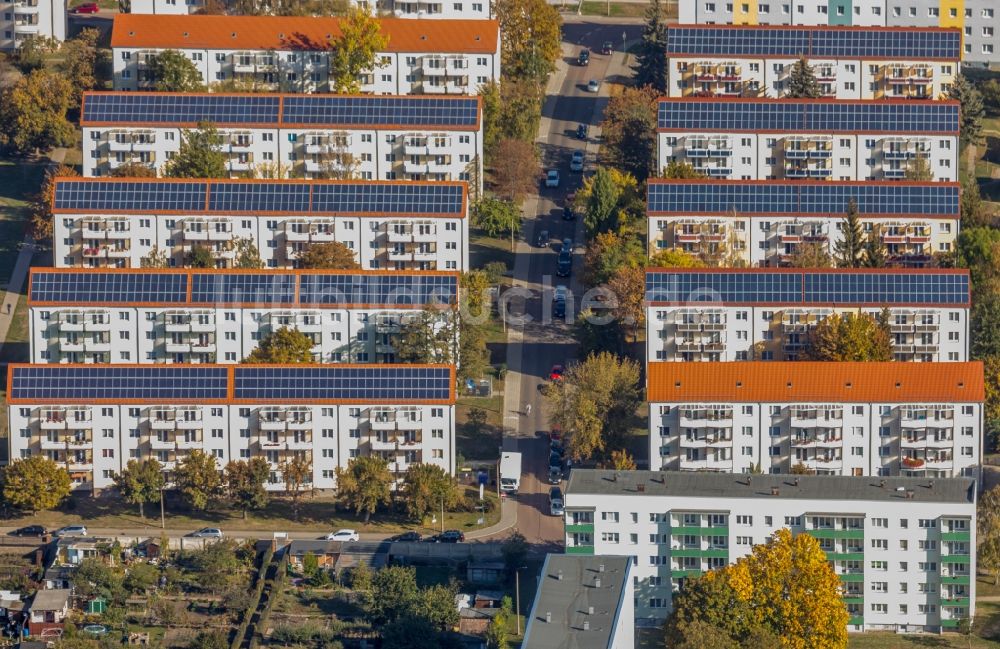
{"left": 9, "top": 525, "right": 46, "bottom": 537}
{"left": 72, "top": 2, "right": 100, "bottom": 12}
{"left": 576, "top": 124, "right": 588, "bottom": 140}
{"left": 578, "top": 49, "right": 590, "bottom": 65}
{"left": 390, "top": 531, "right": 421, "bottom": 543}
{"left": 548, "top": 466, "right": 562, "bottom": 484}
{"left": 549, "top": 452, "right": 564, "bottom": 471}
{"left": 535, "top": 229, "right": 550, "bottom": 248}
{"left": 601, "top": 41, "right": 613, "bottom": 55}
{"left": 438, "top": 530, "right": 465, "bottom": 543}
{"left": 556, "top": 252, "right": 572, "bottom": 277}
{"left": 553, "top": 297, "right": 566, "bottom": 319}
{"left": 563, "top": 206, "right": 576, "bottom": 221}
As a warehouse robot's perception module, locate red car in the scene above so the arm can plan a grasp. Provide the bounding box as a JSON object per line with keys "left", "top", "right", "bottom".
{"left": 72, "top": 3, "right": 100, "bottom": 13}
{"left": 549, "top": 364, "right": 564, "bottom": 381}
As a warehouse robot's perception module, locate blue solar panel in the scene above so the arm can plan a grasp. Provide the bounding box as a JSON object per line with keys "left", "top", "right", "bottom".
{"left": 29, "top": 271, "right": 188, "bottom": 304}
{"left": 10, "top": 366, "right": 229, "bottom": 401}
{"left": 646, "top": 270, "right": 970, "bottom": 306}
{"left": 299, "top": 274, "right": 457, "bottom": 306}
{"left": 234, "top": 366, "right": 452, "bottom": 402}
{"left": 54, "top": 180, "right": 207, "bottom": 213}
{"left": 666, "top": 26, "right": 961, "bottom": 59}
{"left": 190, "top": 273, "right": 296, "bottom": 305}
{"left": 658, "top": 100, "right": 959, "bottom": 134}
{"left": 282, "top": 96, "right": 479, "bottom": 128}
{"left": 208, "top": 183, "right": 311, "bottom": 214}
{"left": 647, "top": 182, "right": 959, "bottom": 216}
{"left": 82, "top": 94, "right": 281, "bottom": 125}
{"left": 311, "top": 183, "right": 464, "bottom": 215}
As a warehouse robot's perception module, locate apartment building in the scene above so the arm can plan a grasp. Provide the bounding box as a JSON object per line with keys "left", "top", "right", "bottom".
{"left": 7, "top": 364, "right": 456, "bottom": 492}
{"left": 27, "top": 268, "right": 458, "bottom": 364}
{"left": 110, "top": 15, "right": 500, "bottom": 94}
{"left": 647, "top": 362, "right": 983, "bottom": 478}
{"left": 678, "top": 1, "right": 999, "bottom": 66}
{"left": 128, "top": 0, "right": 492, "bottom": 18}
{"left": 80, "top": 93, "right": 483, "bottom": 186}
{"left": 51, "top": 177, "right": 471, "bottom": 270}
{"left": 645, "top": 268, "right": 970, "bottom": 363}
{"left": 564, "top": 470, "right": 976, "bottom": 633}
{"left": 0, "top": 0, "right": 65, "bottom": 51}
{"left": 647, "top": 180, "right": 959, "bottom": 267}
{"left": 666, "top": 25, "right": 959, "bottom": 99}
{"left": 657, "top": 98, "right": 959, "bottom": 181}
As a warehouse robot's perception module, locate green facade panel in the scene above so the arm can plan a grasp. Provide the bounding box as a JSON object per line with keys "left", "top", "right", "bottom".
{"left": 940, "top": 555, "right": 972, "bottom": 564}
{"left": 671, "top": 526, "right": 729, "bottom": 536}
{"left": 806, "top": 529, "right": 864, "bottom": 540}
{"left": 565, "top": 546, "right": 594, "bottom": 555}
{"left": 825, "top": 552, "right": 865, "bottom": 561}
{"left": 939, "top": 575, "right": 971, "bottom": 585}
{"left": 941, "top": 531, "right": 971, "bottom": 542}
{"left": 565, "top": 524, "right": 594, "bottom": 534}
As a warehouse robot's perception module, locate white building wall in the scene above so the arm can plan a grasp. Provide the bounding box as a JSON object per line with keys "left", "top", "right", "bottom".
{"left": 680, "top": 0, "right": 890, "bottom": 26}
{"left": 127, "top": 0, "right": 491, "bottom": 17}
{"left": 0, "top": 0, "right": 65, "bottom": 50}
{"left": 127, "top": 0, "right": 201, "bottom": 13}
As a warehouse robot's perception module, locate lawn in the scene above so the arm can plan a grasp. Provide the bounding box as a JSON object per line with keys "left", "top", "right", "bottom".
{"left": 0, "top": 294, "right": 30, "bottom": 365}
{"left": 457, "top": 393, "right": 504, "bottom": 464}
{"left": 470, "top": 229, "right": 516, "bottom": 272}
{"left": 848, "top": 634, "right": 1000, "bottom": 648}
{"left": 579, "top": 1, "right": 649, "bottom": 17}
{"left": 0, "top": 160, "right": 45, "bottom": 282}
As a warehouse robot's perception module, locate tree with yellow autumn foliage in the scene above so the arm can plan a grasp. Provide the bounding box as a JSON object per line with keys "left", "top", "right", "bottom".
{"left": 664, "top": 528, "right": 848, "bottom": 649}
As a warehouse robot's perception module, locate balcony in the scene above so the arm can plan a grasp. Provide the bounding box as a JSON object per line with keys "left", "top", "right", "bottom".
{"left": 12, "top": 1, "right": 40, "bottom": 12}
{"left": 403, "top": 161, "right": 429, "bottom": 175}
{"left": 387, "top": 228, "right": 413, "bottom": 243}
{"left": 370, "top": 416, "right": 398, "bottom": 431}
{"left": 84, "top": 338, "right": 112, "bottom": 353}
{"left": 388, "top": 249, "right": 413, "bottom": 262}
{"left": 150, "top": 437, "right": 175, "bottom": 451}
{"left": 13, "top": 21, "right": 40, "bottom": 33}
{"left": 412, "top": 227, "right": 437, "bottom": 242}
{"left": 183, "top": 220, "right": 233, "bottom": 241}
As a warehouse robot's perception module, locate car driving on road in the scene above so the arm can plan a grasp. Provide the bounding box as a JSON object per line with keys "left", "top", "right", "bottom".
{"left": 587, "top": 79, "right": 601, "bottom": 93}
{"left": 325, "top": 529, "right": 360, "bottom": 542}
{"left": 189, "top": 528, "right": 223, "bottom": 539}
{"left": 53, "top": 525, "right": 87, "bottom": 538}
{"left": 535, "top": 229, "right": 549, "bottom": 248}
{"left": 576, "top": 124, "right": 588, "bottom": 140}
{"left": 578, "top": 49, "right": 590, "bottom": 65}
{"left": 545, "top": 169, "right": 560, "bottom": 188}
{"left": 570, "top": 150, "right": 584, "bottom": 171}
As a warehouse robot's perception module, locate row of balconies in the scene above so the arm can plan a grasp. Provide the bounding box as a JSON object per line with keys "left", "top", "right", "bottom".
{"left": 81, "top": 244, "right": 130, "bottom": 259}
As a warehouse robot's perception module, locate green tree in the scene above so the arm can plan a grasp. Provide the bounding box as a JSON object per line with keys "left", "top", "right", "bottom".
{"left": 281, "top": 453, "right": 312, "bottom": 519}
{"left": 479, "top": 79, "right": 543, "bottom": 161}
{"left": 110, "top": 161, "right": 158, "bottom": 178}
{"left": 233, "top": 237, "right": 264, "bottom": 269}
{"left": 833, "top": 199, "right": 864, "bottom": 268}
{"left": 903, "top": 155, "right": 933, "bottom": 181}
{"left": 500, "top": 532, "right": 528, "bottom": 574}
{"left": 979, "top": 486, "right": 1000, "bottom": 585}
{"left": 59, "top": 28, "right": 101, "bottom": 107}
{"left": 394, "top": 308, "right": 455, "bottom": 364}
{"left": 1, "top": 456, "right": 71, "bottom": 514}
{"left": 581, "top": 167, "right": 626, "bottom": 236}
{"left": 382, "top": 617, "right": 442, "bottom": 649}
{"left": 544, "top": 352, "right": 642, "bottom": 462}
{"left": 583, "top": 231, "right": 644, "bottom": 286}
{"left": 141, "top": 247, "right": 170, "bottom": 268}
{"left": 607, "top": 264, "right": 645, "bottom": 341}
{"left": 12, "top": 35, "right": 57, "bottom": 74}
{"left": 474, "top": 196, "right": 521, "bottom": 239}
{"left": 633, "top": 0, "right": 667, "bottom": 91}
{"left": 599, "top": 86, "right": 658, "bottom": 181}
{"left": 149, "top": 50, "right": 206, "bottom": 92}
{"left": 972, "top": 288, "right": 1000, "bottom": 361}
{"left": 785, "top": 57, "right": 822, "bottom": 98}
{"left": 490, "top": 138, "right": 539, "bottom": 202}
{"left": 224, "top": 457, "right": 270, "bottom": 519}
{"left": 411, "top": 582, "right": 460, "bottom": 631}
{"left": 165, "top": 122, "right": 228, "bottom": 179}
{"left": 981, "top": 78, "right": 1000, "bottom": 116}
{"left": 961, "top": 177, "right": 992, "bottom": 227}
{"left": 244, "top": 326, "right": 315, "bottom": 363}
{"left": 484, "top": 597, "right": 511, "bottom": 649}
{"left": 0, "top": 69, "right": 75, "bottom": 155}
{"left": 30, "top": 163, "right": 78, "bottom": 241}
{"left": 185, "top": 245, "right": 216, "bottom": 268}
{"left": 113, "top": 458, "right": 165, "bottom": 520}
{"left": 575, "top": 309, "right": 625, "bottom": 357}
{"left": 173, "top": 449, "right": 222, "bottom": 510}
{"left": 401, "top": 463, "right": 455, "bottom": 521}
{"left": 74, "top": 557, "right": 124, "bottom": 601}
{"left": 296, "top": 241, "right": 360, "bottom": 269}
{"left": 329, "top": 9, "right": 388, "bottom": 93}
{"left": 124, "top": 562, "right": 160, "bottom": 594}
{"left": 803, "top": 312, "right": 893, "bottom": 362}
{"left": 948, "top": 74, "right": 985, "bottom": 147}
{"left": 787, "top": 241, "right": 833, "bottom": 268}
{"left": 335, "top": 456, "right": 393, "bottom": 522}
{"left": 648, "top": 248, "right": 706, "bottom": 268}
{"left": 663, "top": 161, "right": 707, "bottom": 179}
{"left": 494, "top": 0, "right": 561, "bottom": 80}
{"left": 862, "top": 229, "right": 888, "bottom": 268}
{"left": 367, "top": 565, "right": 420, "bottom": 624}
{"left": 458, "top": 320, "right": 490, "bottom": 382}
{"left": 187, "top": 631, "right": 228, "bottom": 649}
{"left": 671, "top": 620, "right": 740, "bottom": 649}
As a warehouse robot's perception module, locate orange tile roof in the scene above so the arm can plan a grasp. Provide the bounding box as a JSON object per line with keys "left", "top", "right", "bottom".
{"left": 646, "top": 362, "right": 984, "bottom": 403}
{"left": 111, "top": 14, "right": 499, "bottom": 54}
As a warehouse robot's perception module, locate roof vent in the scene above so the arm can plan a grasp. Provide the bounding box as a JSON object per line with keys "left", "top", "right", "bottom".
{"left": 895, "top": 486, "right": 906, "bottom": 492}
{"left": 928, "top": 480, "right": 934, "bottom": 489}
{"left": 599, "top": 564, "right": 605, "bottom": 573}
{"left": 594, "top": 578, "right": 601, "bottom": 588}
{"left": 588, "top": 606, "right": 594, "bottom": 615}
{"left": 183, "top": 31, "right": 189, "bottom": 37}
{"left": 735, "top": 381, "right": 742, "bottom": 387}
{"left": 959, "top": 381, "right": 965, "bottom": 388}
{"left": 545, "top": 612, "right": 551, "bottom": 623}
{"left": 583, "top": 621, "right": 590, "bottom": 631}
{"left": 231, "top": 32, "right": 236, "bottom": 38}
{"left": 421, "top": 34, "right": 428, "bottom": 39}
{"left": 845, "top": 382, "right": 852, "bottom": 388}
{"left": 557, "top": 570, "right": 563, "bottom": 580}
{"left": 771, "top": 486, "right": 780, "bottom": 496}
{"left": 895, "top": 382, "right": 901, "bottom": 388}
{"left": 129, "top": 30, "right": 135, "bottom": 36}
{"left": 475, "top": 35, "right": 481, "bottom": 40}
{"left": 793, "top": 478, "right": 799, "bottom": 487}
{"left": 880, "top": 479, "right": 886, "bottom": 488}
{"left": 675, "top": 381, "right": 681, "bottom": 387}
{"left": 786, "top": 382, "right": 792, "bottom": 388}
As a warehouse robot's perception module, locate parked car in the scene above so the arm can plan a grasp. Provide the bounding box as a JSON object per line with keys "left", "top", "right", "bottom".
{"left": 550, "top": 439, "right": 565, "bottom": 456}
{"left": 325, "top": 529, "right": 360, "bottom": 542}
{"left": 570, "top": 150, "right": 584, "bottom": 172}
{"left": 550, "top": 427, "right": 563, "bottom": 444}
{"left": 549, "top": 452, "right": 564, "bottom": 471}
{"left": 535, "top": 229, "right": 550, "bottom": 248}
{"left": 556, "top": 251, "right": 572, "bottom": 277}
{"left": 71, "top": 2, "right": 100, "bottom": 12}
{"left": 189, "top": 528, "right": 223, "bottom": 539}
{"left": 52, "top": 526, "right": 87, "bottom": 538}
{"left": 9, "top": 525, "right": 46, "bottom": 537}
{"left": 549, "top": 364, "right": 565, "bottom": 381}
{"left": 548, "top": 466, "right": 563, "bottom": 485}
{"left": 563, "top": 205, "right": 576, "bottom": 221}
{"left": 601, "top": 41, "right": 613, "bottom": 55}
{"left": 576, "top": 123, "right": 588, "bottom": 140}
{"left": 549, "top": 487, "right": 564, "bottom": 516}
{"left": 578, "top": 49, "right": 590, "bottom": 65}
{"left": 389, "top": 531, "right": 421, "bottom": 543}
{"left": 545, "top": 169, "right": 560, "bottom": 188}
{"left": 438, "top": 530, "right": 465, "bottom": 543}
{"left": 553, "top": 297, "right": 566, "bottom": 319}
{"left": 553, "top": 285, "right": 568, "bottom": 302}
{"left": 562, "top": 238, "right": 573, "bottom": 252}
{"left": 587, "top": 79, "right": 601, "bottom": 93}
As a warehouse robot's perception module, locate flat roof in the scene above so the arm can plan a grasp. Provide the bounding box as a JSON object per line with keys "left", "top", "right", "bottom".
{"left": 7, "top": 364, "right": 456, "bottom": 405}
{"left": 28, "top": 268, "right": 459, "bottom": 309}
{"left": 111, "top": 14, "right": 499, "bottom": 54}
{"left": 644, "top": 268, "right": 970, "bottom": 307}
{"left": 666, "top": 24, "right": 961, "bottom": 60}
{"left": 80, "top": 93, "right": 481, "bottom": 130}
{"left": 647, "top": 180, "right": 959, "bottom": 219}
{"left": 646, "top": 361, "right": 984, "bottom": 403}
{"left": 52, "top": 178, "right": 467, "bottom": 218}
{"left": 566, "top": 470, "right": 976, "bottom": 505}
{"left": 522, "top": 554, "right": 630, "bottom": 649}
{"left": 657, "top": 98, "right": 959, "bottom": 134}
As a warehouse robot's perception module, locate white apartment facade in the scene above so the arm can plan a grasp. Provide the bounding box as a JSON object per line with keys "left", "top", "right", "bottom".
{"left": 666, "top": 25, "right": 959, "bottom": 99}
{"left": 128, "top": 0, "right": 492, "bottom": 18}
{"left": 51, "top": 177, "right": 471, "bottom": 270}
{"left": 28, "top": 268, "right": 458, "bottom": 364}
{"left": 647, "top": 180, "right": 960, "bottom": 267}
{"left": 0, "top": 0, "right": 64, "bottom": 50}
{"left": 110, "top": 15, "right": 500, "bottom": 94}
{"left": 645, "top": 268, "right": 970, "bottom": 363}
{"left": 647, "top": 362, "right": 984, "bottom": 479}
{"left": 80, "top": 93, "right": 483, "bottom": 187}
{"left": 564, "top": 470, "right": 976, "bottom": 633}
{"left": 7, "top": 364, "right": 456, "bottom": 493}
{"left": 657, "top": 98, "right": 959, "bottom": 181}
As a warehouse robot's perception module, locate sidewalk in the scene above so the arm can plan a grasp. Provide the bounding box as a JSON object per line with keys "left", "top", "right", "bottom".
{"left": 465, "top": 496, "right": 518, "bottom": 540}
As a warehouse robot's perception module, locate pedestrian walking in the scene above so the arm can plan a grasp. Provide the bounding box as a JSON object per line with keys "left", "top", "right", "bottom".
{"left": 525, "top": 403, "right": 532, "bottom": 416}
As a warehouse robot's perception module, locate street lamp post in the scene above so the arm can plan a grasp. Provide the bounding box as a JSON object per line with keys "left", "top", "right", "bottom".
{"left": 515, "top": 564, "right": 528, "bottom": 635}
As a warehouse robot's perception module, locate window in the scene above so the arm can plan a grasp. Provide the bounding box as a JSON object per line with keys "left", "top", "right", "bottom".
{"left": 736, "top": 515, "right": 752, "bottom": 525}
{"left": 871, "top": 539, "right": 888, "bottom": 550}
{"left": 736, "top": 536, "right": 752, "bottom": 545}
{"left": 602, "top": 511, "right": 619, "bottom": 523}
{"left": 601, "top": 532, "right": 620, "bottom": 543}
{"left": 918, "top": 519, "right": 937, "bottom": 529}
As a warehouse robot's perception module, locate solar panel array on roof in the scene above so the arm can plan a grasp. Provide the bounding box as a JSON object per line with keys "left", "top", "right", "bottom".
{"left": 658, "top": 100, "right": 959, "bottom": 133}
{"left": 10, "top": 366, "right": 229, "bottom": 401}
{"left": 645, "top": 270, "right": 970, "bottom": 305}
{"left": 281, "top": 96, "right": 479, "bottom": 127}
{"left": 30, "top": 271, "right": 188, "bottom": 304}
{"left": 234, "top": 366, "right": 452, "bottom": 401}
{"left": 82, "top": 94, "right": 281, "bottom": 125}
{"left": 51, "top": 179, "right": 465, "bottom": 216}
{"left": 666, "top": 26, "right": 960, "bottom": 59}
{"left": 190, "top": 273, "right": 296, "bottom": 305}
{"left": 299, "top": 274, "right": 457, "bottom": 306}
{"left": 647, "top": 182, "right": 959, "bottom": 216}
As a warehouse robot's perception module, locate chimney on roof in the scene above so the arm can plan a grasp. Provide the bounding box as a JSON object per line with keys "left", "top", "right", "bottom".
{"left": 557, "top": 570, "right": 563, "bottom": 580}
{"left": 599, "top": 564, "right": 605, "bottom": 573}
{"left": 880, "top": 479, "right": 886, "bottom": 488}
{"left": 928, "top": 480, "right": 934, "bottom": 489}
{"left": 595, "top": 578, "right": 602, "bottom": 588}
{"left": 793, "top": 478, "right": 799, "bottom": 487}
{"left": 545, "top": 612, "right": 551, "bottom": 623}
{"left": 905, "top": 490, "right": 915, "bottom": 499}
{"left": 771, "top": 486, "right": 780, "bottom": 496}
{"left": 747, "top": 476, "right": 752, "bottom": 485}
{"left": 637, "top": 483, "right": 645, "bottom": 492}
{"left": 583, "top": 621, "right": 590, "bottom": 631}
{"left": 588, "top": 606, "right": 594, "bottom": 615}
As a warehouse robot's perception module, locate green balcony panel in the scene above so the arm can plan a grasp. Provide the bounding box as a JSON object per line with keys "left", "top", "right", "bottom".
{"left": 671, "top": 526, "right": 729, "bottom": 536}
{"left": 941, "top": 597, "right": 971, "bottom": 607}
{"left": 941, "top": 532, "right": 971, "bottom": 542}
{"left": 805, "top": 529, "right": 864, "bottom": 540}
{"left": 703, "top": 549, "right": 729, "bottom": 559}
{"left": 940, "top": 555, "right": 971, "bottom": 564}
{"left": 941, "top": 619, "right": 961, "bottom": 629}
{"left": 565, "top": 546, "right": 594, "bottom": 555}
{"left": 848, "top": 616, "right": 865, "bottom": 626}
{"left": 671, "top": 570, "right": 703, "bottom": 579}
{"left": 838, "top": 573, "right": 864, "bottom": 582}
{"left": 565, "top": 524, "right": 594, "bottom": 534}
{"left": 825, "top": 552, "right": 864, "bottom": 561}
{"left": 842, "top": 596, "right": 864, "bottom": 605}
{"left": 939, "top": 575, "right": 971, "bottom": 585}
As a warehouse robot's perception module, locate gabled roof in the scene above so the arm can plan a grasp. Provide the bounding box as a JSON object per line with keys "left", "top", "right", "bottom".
{"left": 646, "top": 361, "right": 984, "bottom": 403}
{"left": 30, "top": 590, "right": 70, "bottom": 611}
{"left": 111, "top": 14, "right": 499, "bottom": 53}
